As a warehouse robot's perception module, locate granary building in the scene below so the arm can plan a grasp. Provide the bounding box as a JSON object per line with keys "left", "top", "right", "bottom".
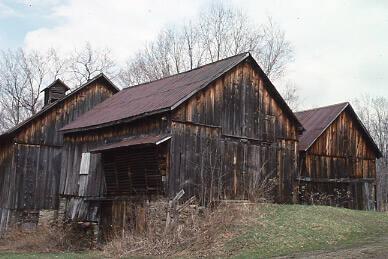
{"left": 59, "top": 53, "right": 303, "bottom": 231}
{"left": 0, "top": 74, "right": 119, "bottom": 234}
{"left": 295, "top": 102, "right": 382, "bottom": 210}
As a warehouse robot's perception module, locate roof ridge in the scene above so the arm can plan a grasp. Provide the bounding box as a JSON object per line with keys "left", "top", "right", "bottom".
{"left": 0, "top": 73, "right": 119, "bottom": 139}
{"left": 121, "top": 52, "right": 250, "bottom": 91}
{"left": 296, "top": 102, "right": 349, "bottom": 114}
{"left": 41, "top": 78, "right": 70, "bottom": 92}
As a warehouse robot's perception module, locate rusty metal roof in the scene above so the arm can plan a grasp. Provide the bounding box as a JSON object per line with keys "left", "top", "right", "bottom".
{"left": 0, "top": 73, "right": 119, "bottom": 143}
{"left": 61, "top": 53, "right": 303, "bottom": 133}
{"left": 90, "top": 134, "right": 171, "bottom": 153}
{"left": 295, "top": 102, "right": 381, "bottom": 157}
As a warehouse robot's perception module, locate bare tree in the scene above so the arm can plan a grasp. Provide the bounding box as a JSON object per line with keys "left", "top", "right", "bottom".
{"left": 354, "top": 95, "right": 388, "bottom": 168}
{"left": 47, "top": 48, "right": 69, "bottom": 80}
{"left": 0, "top": 49, "right": 29, "bottom": 128}
{"left": 183, "top": 22, "right": 203, "bottom": 70}
{"left": 257, "top": 18, "right": 293, "bottom": 80}
{"left": 353, "top": 94, "right": 388, "bottom": 211}
{"left": 119, "top": 3, "right": 293, "bottom": 87}
{"left": 0, "top": 43, "right": 118, "bottom": 131}
{"left": 70, "top": 42, "right": 117, "bottom": 86}
{"left": 0, "top": 48, "right": 68, "bottom": 130}
{"left": 280, "top": 81, "right": 301, "bottom": 111}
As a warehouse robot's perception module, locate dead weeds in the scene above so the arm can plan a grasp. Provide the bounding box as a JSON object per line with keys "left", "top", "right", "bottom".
{"left": 102, "top": 201, "right": 260, "bottom": 258}
{"left": 0, "top": 223, "right": 96, "bottom": 253}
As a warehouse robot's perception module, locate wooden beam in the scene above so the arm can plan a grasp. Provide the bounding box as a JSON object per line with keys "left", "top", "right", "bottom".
{"left": 14, "top": 141, "right": 62, "bottom": 148}
{"left": 172, "top": 119, "right": 222, "bottom": 129}
{"left": 305, "top": 153, "right": 376, "bottom": 161}
{"left": 221, "top": 133, "right": 273, "bottom": 145}
{"left": 296, "top": 177, "right": 376, "bottom": 183}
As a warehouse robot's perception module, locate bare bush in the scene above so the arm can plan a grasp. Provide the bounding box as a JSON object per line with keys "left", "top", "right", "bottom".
{"left": 298, "top": 184, "right": 353, "bottom": 207}
{"left": 102, "top": 201, "right": 257, "bottom": 258}
{"left": 0, "top": 223, "right": 93, "bottom": 253}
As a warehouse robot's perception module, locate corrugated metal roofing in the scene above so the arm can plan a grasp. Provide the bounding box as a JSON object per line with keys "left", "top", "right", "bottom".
{"left": 90, "top": 135, "right": 171, "bottom": 153}
{"left": 61, "top": 53, "right": 249, "bottom": 132}
{"left": 0, "top": 73, "right": 119, "bottom": 142}
{"left": 61, "top": 52, "right": 303, "bottom": 133}
{"left": 295, "top": 102, "right": 381, "bottom": 157}
{"left": 295, "top": 102, "right": 349, "bottom": 151}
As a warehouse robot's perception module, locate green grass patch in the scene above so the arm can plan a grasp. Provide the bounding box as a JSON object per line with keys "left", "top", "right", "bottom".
{"left": 0, "top": 252, "right": 98, "bottom": 259}
{"left": 2, "top": 204, "right": 388, "bottom": 258}
{"left": 227, "top": 204, "right": 388, "bottom": 258}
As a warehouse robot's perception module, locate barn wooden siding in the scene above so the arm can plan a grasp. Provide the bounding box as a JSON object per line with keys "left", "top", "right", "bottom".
{"left": 59, "top": 115, "right": 169, "bottom": 222}
{"left": 171, "top": 62, "right": 299, "bottom": 203}
{"left": 0, "top": 80, "right": 117, "bottom": 234}
{"left": 0, "top": 143, "right": 16, "bottom": 232}
{"left": 299, "top": 109, "right": 377, "bottom": 210}
{"left": 58, "top": 57, "right": 300, "bottom": 233}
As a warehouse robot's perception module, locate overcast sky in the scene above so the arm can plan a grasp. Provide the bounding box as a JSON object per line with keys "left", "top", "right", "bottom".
{"left": 0, "top": 0, "right": 387, "bottom": 109}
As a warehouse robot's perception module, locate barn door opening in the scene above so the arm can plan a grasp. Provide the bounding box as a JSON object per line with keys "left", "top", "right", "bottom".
{"left": 91, "top": 135, "right": 171, "bottom": 197}
{"left": 102, "top": 146, "right": 162, "bottom": 196}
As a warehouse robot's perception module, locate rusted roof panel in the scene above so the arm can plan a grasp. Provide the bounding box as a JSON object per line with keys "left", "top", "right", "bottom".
{"left": 295, "top": 102, "right": 349, "bottom": 151}
{"left": 295, "top": 102, "right": 381, "bottom": 157}
{"left": 90, "top": 135, "right": 171, "bottom": 153}
{"left": 61, "top": 53, "right": 250, "bottom": 132}
{"left": 61, "top": 53, "right": 303, "bottom": 133}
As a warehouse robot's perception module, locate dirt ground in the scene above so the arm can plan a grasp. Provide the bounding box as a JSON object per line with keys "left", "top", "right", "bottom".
{"left": 283, "top": 236, "right": 388, "bottom": 259}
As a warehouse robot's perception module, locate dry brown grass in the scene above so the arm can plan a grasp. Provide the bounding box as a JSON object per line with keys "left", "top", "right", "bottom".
{"left": 101, "top": 201, "right": 259, "bottom": 258}
{"left": 0, "top": 223, "right": 96, "bottom": 253}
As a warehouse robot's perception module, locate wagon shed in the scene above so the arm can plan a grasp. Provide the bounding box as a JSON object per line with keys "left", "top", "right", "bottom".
{"left": 59, "top": 53, "right": 303, "bottom": 232}
{"left": 295, "top": 102, "right": 382, "bottom": 210}
{"left": 0, "top": 74, "right": 119, "bottom": 234}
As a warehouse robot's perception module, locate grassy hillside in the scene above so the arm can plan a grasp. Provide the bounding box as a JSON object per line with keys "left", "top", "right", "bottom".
{"left": 228, "top": 204, "right": 388, "bottom": 258}
{"left": 1, "top": 204, "right": 388, "bottom": 258}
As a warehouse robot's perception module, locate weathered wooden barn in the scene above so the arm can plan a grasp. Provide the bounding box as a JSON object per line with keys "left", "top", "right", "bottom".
{"left": 295, "top": 102, "right": 382, "bottom": 210}
{"left": 58, "top": 53, "right": 303, "bottom": 232}
{"left": 0, "top": 74, "right": 119, "bottom": 234}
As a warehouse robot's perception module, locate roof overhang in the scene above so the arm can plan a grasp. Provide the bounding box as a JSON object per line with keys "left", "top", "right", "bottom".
{"left": 90, "top": 134, "right": 171, "bottom": 153}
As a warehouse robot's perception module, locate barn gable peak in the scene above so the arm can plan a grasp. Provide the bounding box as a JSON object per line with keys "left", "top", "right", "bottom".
{"left": 295, "top": 102, "right": 382, "bottom": 158}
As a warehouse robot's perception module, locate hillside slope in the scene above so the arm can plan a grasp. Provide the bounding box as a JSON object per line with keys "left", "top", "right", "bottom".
{"left": 1, "top": 204, "right": 388, "bottom": 258}
{"left": 228, "top": 204, "right": 388, "bottom": 258}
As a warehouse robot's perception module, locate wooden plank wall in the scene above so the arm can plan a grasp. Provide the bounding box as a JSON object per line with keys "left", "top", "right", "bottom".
{"left": 15, "top": 82, "right": 116, "bottom": 146}
{"left": 0, "top": 144, "right": 16, "bottom": 234}
{"left": 59, "top": 116, "right": 169, "bottom": 223}
{"left": 300, "top": 109, "right": 378, "bottom": 210}
{"left": 58, "top": 60, "right": 300, "bottom": 225}
{"left": 0, "top": 81, "right": 116, "bottom": 234}
{"left": 60, "top": 115, "right": 169, "bottom": 198}
{"left": 171, "top": 61, "right": 299, "bottom": 203}
{"left": 0, "top": 144, "right": 16, "bottom": 209}
{"left": 13, "top": 144, "right": 62, "bottom": 210}
{"left": 302, "top": 109, "right": 376, "bottom": 180}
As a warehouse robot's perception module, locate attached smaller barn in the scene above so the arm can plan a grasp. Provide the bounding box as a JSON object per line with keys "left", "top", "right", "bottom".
{"left": 0, "top": 74, "right": 119, "bottom": 235}
{"left": 295, "top": 102, "right": 382, "bottom": 210}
